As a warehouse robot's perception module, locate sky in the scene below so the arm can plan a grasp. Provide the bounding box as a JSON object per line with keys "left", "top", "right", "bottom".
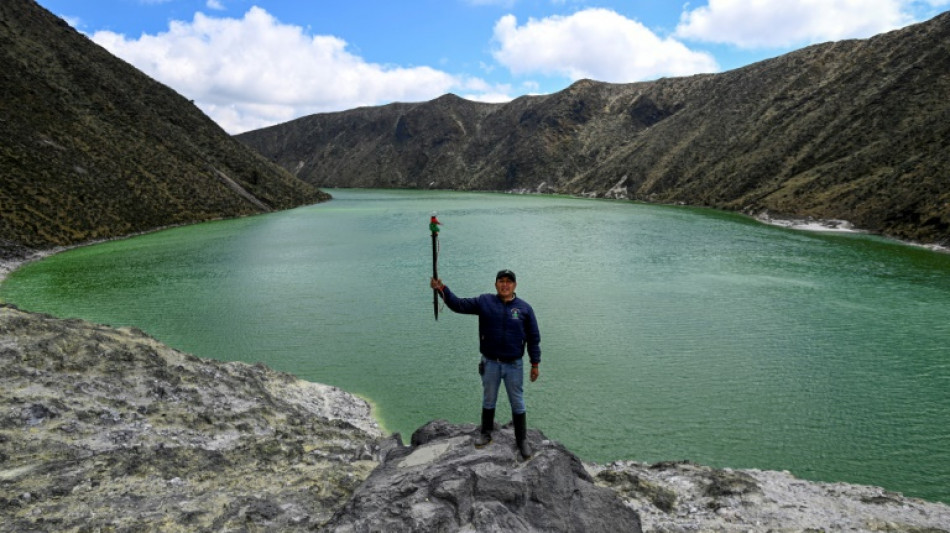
{"left": 36, "top": 0, "right": 950, "bottom": 134}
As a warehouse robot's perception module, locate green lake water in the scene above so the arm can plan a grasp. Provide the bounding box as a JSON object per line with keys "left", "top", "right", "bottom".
{"left": 3, "top": 189, "right": 949, "bottom": 504}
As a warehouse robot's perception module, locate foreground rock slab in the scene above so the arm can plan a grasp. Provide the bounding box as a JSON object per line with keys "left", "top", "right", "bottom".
{"left": 324, "top": 419, "right": 642, "bottom": 532}
{"left": 0, "top": 304, "right": 382, "bottom": 532}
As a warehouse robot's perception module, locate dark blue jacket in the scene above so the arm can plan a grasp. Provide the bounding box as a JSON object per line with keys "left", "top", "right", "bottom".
{"left": 440, "top": 286, "right": 541, "bottom": 364}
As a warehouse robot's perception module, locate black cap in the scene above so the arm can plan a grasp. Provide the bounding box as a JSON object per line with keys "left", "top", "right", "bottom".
{"left": 496, "top": 269, "right": 516, "bottom": 282}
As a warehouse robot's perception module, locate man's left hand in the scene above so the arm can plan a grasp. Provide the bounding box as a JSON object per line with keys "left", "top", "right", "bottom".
{"left": 530, "top": 366, "right": 539, "bottom": 382}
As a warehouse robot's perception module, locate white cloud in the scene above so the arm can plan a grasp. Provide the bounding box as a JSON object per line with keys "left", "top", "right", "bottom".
{"left": 61, "top": 15, "right": 82, "bottom": 29}
{"left": 520, "top": 80, "right": 540, "bottom": 93}
{"left": 491, "top": 9, "right": 719, "bottom": 83}
{"left": 453, "top": 77, "right": 515, "bottom": 104}
{"left": 206, "top": 0, "right": 225, "bottom": 10}
{"left": 91, "top": 7, "right": 502, "bottom": 133}
{"left": 463, "top": 91, "right": 516, "bottom": 103}
{"left": 675, "top": 0, "right": 915, "bottom": 48}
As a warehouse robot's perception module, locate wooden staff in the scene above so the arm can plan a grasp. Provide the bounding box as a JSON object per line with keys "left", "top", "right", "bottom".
{"left": 429, "top": 213, "right": 441, "bottom": 320}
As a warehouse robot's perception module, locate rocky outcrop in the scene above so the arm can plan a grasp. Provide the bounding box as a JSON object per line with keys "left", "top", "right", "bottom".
{"left": 238, "top": 12, "right": 950, "bottom": 247}
{"left": 0, "top": 304, "right": 381, "bottom": 531}
{"left": 3, "top": 304, "right": 950, "bottom": 532}
{"left": 0, "top": 0, "right": 328, "bottom": 257}
{"left": 324, "top": 419, "right": 642, "bottom": 532}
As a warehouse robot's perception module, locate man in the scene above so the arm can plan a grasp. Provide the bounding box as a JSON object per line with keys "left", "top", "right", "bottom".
{"left": 430, "top": 269, "right": 541, "bottom": 459}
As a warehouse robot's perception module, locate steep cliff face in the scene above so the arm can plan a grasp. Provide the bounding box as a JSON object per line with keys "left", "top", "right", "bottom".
{"left": 238, "top": 12, "right": 950, "bottom": 246}
{"left": 0, "top": 0, "right": 328, "bottom": 256}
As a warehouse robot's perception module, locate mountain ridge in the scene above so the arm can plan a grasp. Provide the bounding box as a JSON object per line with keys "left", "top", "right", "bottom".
{"left": 238, "top": 12, "right": 950, "bottom": 247}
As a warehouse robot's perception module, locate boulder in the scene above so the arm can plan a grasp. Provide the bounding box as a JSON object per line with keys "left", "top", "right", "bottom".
{"left": 324, "top": 419, "right": 642, "bottom": 532}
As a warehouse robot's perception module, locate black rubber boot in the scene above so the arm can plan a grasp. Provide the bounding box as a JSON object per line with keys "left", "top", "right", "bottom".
{"left": 475, "top": 408, "right": 494, "bottom": 448}
{"left": 513, "top": 412, "right": 531, "bottom": 459}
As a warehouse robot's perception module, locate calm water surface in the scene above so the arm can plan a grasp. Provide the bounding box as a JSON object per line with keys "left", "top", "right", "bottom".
{"left": 3, "top": 189, "right": 949, "bottom": 503}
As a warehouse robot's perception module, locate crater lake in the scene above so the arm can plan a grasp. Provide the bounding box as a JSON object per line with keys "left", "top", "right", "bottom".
{"left": 3, "top": 189, "right": 949, "bottom": 504}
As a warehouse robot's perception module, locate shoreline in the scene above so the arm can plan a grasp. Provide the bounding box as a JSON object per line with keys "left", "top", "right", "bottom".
{"left": 755, "top": 212, "right": 863, "bottom": 233}
{"left": 0, "top": 247, "right": 62, "bottom": 286}
{"left": 0, "top": 216, "right": 264, "bottom": 286}
{"left": 753, "top": 211, "right": 950, "bottom": 253}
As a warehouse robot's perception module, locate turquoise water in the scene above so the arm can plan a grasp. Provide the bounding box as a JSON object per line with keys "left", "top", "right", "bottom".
{"left": 3, "top": 189, "right": 950, "bottom": 504}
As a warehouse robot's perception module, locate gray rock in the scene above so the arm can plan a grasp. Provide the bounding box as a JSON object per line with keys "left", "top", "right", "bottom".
{"left": 0, "top": 304, "right": 382, "bottom": 532}
{"left": 324, "top": 419, "right": 642, "bottom": 532}
{"left": 589, "top": 460, "right": 950, "bottom": 532}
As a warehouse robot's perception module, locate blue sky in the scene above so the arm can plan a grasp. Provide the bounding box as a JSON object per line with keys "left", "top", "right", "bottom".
{"left": 37, "top": 0, "right": 950, "bottom": 134}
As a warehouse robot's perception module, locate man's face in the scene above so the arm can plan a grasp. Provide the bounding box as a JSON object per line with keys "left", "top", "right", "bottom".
{"left": 495, "top": 277, "right": 516, "bottom": 300}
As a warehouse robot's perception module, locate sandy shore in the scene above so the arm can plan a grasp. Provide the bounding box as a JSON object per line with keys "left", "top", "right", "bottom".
{"left": 0, "top": 247, "right": 60, "bottom": 285}
{"left": 754, "top": 212, "right": 950, "bottom": 253}
{"left": 755, "top": 212, "right": 863, "bottom": 233}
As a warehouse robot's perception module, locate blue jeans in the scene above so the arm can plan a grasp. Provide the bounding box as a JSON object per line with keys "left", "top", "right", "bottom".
{"left": 481, "top": 356, "right": 525, "bottom": 414}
